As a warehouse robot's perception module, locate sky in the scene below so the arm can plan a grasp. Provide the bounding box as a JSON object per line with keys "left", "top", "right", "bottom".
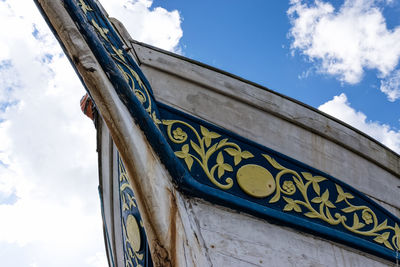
{"left": 0, "top": 0, "right": 399, "bottom": 266}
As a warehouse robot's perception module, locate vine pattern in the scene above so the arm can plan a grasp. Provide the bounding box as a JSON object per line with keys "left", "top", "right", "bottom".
{"left": 263, "top": 154, "right": 400, "bottom": 251}
{"left": 163, "top": 119, "right": 254, "bottom": 189}
{"left": 76, "top": 0, "right": 400, "bottom": 257}
{"left": 119, "top": 158, "right": 147, "bottom": 267}
{"left": 78, "top": 0, "right": 161, "bottom": 126}
{"left": 163, "top": 119, "right": 400, "bottom": 252}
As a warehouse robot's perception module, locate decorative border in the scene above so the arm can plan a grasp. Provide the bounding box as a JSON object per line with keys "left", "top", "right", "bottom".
{"left": 118, "top": 155, "right": 153, "bottom": 267}
{"left": 35, "top": 0, "right": 400, "bottom": 263}
{"left": 159, "top": 103, "right": 400, "bottom": 253}
{"left": 75, "top": 0, "right": 162, "bottom": 126}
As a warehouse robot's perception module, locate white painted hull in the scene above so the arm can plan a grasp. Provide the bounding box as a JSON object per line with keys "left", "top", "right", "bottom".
{"left": 35, "top": 0, "right": 400, "bottom": 266}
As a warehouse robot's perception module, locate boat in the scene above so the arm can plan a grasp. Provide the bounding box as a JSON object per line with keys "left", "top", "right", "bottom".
{"left": 34, "top": 0, "right": 400, "bottom": 266}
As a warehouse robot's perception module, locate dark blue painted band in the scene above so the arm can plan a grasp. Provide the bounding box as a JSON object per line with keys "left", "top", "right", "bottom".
{"left": 157, "top": 101, "right": 400, "bottom": 263}
{"left": 34, "top": 0, "right": 400, "bottom": 263}
{"left": 118, "top": 154, "right": 153, "bottom": 266}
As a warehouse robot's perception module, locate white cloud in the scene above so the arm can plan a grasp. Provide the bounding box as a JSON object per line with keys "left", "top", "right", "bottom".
{"left": 380, "top": 69, "right": 400, "bottom": 101}
{"left": 318, "top": 93, "right": 400, "bottom": 153}
{"left": 0, "top": 0, "right": 107, "bottom": 266}
{"left": 288, "top": 0, "right": 400, "bottom": 101}
{"left": 101, "top": 0, "right": 183, "bottom": 53}
{"left": 0, "top": 0, "right": 183, "bottom": 265}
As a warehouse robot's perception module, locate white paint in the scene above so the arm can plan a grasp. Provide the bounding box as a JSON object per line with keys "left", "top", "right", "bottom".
{"left": 37, "top": 1, "right": 400, "bottom": 266}
{"left": 187, "top": 198, "right": 395, "bottom": 267}
{"left": 131, "top": 43, "right": 400, "bottom": 211}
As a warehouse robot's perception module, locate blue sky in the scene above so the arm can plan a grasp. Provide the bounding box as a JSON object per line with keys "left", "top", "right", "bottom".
{"left": 0, "top": 0, "right": 399, "bottom": 266}
{"left": 152, "top": 0, "right": 400, "bottom": 131}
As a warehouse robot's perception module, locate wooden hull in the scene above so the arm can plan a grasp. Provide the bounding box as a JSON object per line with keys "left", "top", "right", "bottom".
{"left": 35, "top": 0, "right": 400, "bottom": 266}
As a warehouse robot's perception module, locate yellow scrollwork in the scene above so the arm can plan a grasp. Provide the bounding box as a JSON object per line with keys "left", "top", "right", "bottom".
{"left": 91, "top": 19, "right": 109, "bottom": 41}
{"left": 119, "top": 160, "right": 145, "bottom": 266}
{"left": 163, "top": 118, "right": 399, "bottom": 251}
{"left": 80, "top": 0, "right": 400, "bottom": 254}
{"left": 122, "top": 221, "right": 144, "bottom": 267}
{"left": 111, "top": 49, "right": 161, "bottom": 126}
{"left": 163, "top": 120, "right": 254, "bottom": 190}
{"left": 83, "top": 2, "right": 161, "bottom": 126}
{"left": 263, "top": 154, "right": 400, "bottom": 251}
{"left": 78, "top": 0, "right": 93, "bottom": 14}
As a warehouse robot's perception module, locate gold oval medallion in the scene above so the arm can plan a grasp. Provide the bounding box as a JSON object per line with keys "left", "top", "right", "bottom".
{"left": 126, "top": 214, "right": 141, "bottom": 252}
{"left": 237, "top": 164, "right": 276, "bottom": 198}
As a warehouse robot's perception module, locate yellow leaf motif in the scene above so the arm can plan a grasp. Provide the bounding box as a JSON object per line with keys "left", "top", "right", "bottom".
{"left": 311, "top": 190, "right": 335, "bottom": 208}
{"left": 151, "top": 111, "right": 161, "bottom": 125}
{"left": 269, "top": 192, "right": 281, "bottom": 204}
{"left": 184, "top": 154, "right": 194, "bottom": 170}
{"left": 137, "top": 252, "right": 144, "bottom": 261}
{"left": 120, "top": 183, "right": 131, "bottom": 191}
{"left": 374, "top": 232, "right": 393, "bottom": 250}
{"left": 224, "top": 148, "right": 254, "bottom": 166}
{"left": 302, "top": 172, "right": 313, "bottom": 180}
{"left": 216, "top": 152, "right": 233, "bottom": 178}
{"left": 190, "top": 140, "right": 202, "bottom": 156}
{"left": 262, "top": 154, "right": 285, "bottom": 170}
{"left": 394, "top": 223, "right": 400, "bottom": 250}
{"left": 216, "top": 138, "right": 228, "bottom": 149}
{"left": 200, "top": 126, "right": 221, "bottom": 147}
{"left": 91, "top": 19, "right": 109, "bottom": 41}
{"left": 164, "top": 121, "right": 399, "bottom": 252}
{"left": 376, "top": 219, "right": 388, "bottom": 231}
{"left": 225, "top": 148, "right": 240, "bottom": 164}
{"left": 135, "top": 91, "right": 145, "bottom": 103}
{"left": 185, "top": 157, "right": 193, "bottom": 171}
{"left": 283, "top": 196, "right": 302, "bottom": 213}
{"left": 162, "top": 120, "right": 175, "bottom": 126}
{"left": 78, "top": 0, "right": 93, "bottom": 14}
{"left": 335, "top": 184, "right": 354, "bottom": 203}
{"left": 312, "top": 182, "right": 321, "bottom": 196}
{"left": 241, "top": 151, "right": 254, "bottom": 159}
{"left": 292, "top": 176, "right": 305, "bottom": 192}
{"left": 175, "top": 144, "right": 193, "bottom": 170}
{"left": 111, "top": 45, "right": 125, "bottom": 62}
{"left": 311, "top": 196, "right": 322, "bottom": 204}
{"left": 352, "top": 213, "right": 365, "bottom": 230}
{"left": 301, "top": 172, "right": 326, "bottom": 196}
{"left": 163, "top": 120, "right": 235, "bottom": 189}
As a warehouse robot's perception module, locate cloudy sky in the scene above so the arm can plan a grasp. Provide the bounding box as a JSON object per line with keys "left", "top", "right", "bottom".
{"left": 0, "top": 0, "right": 399, "bottom": 266}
